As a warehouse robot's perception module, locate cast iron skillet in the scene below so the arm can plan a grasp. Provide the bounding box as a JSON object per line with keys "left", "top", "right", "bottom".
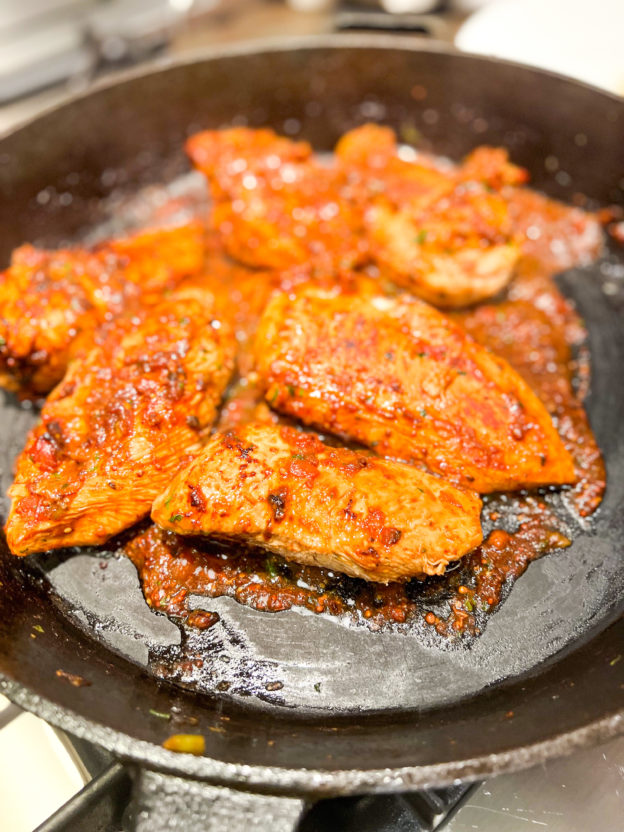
{"left": 0, "top": 36, "right": 623, "bottom": 828}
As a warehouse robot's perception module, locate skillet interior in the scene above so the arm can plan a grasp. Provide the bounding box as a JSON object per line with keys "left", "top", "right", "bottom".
{"left": 0, "top": 37, "right": 622, "bottom": 789}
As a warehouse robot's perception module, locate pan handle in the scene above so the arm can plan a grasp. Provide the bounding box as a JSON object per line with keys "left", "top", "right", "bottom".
{"left": 125, "top": 768, "right": 306, "bottom": 831}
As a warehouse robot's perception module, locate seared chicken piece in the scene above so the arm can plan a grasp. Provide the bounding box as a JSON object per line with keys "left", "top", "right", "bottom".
{"left": 367, "top": 201, "right": 519, "bottom": 309}
{"left": 460, "top": 146, "right": 529, "bottom": 190}
{"left": 336, "top": 123, "right": 454, "bottom": 207}
{"left": 455, "top": 291, "right": 606, "bottom": 518}
{"left": 5, "top": 286, "right": 235, "bottom": 555}
{"left": 152, "top": 423, "right": 483, "bottom": 582}
{"left": 336, "top": 124, "right": 520, "bottom": 307}
{"left": 0, "top": 222, "right": 205, "bottom": 397}
{"left": 254, "top": 287, "right": 576, "bottom": 493}
{"left": 185, "top": 127, "right": 365, "bottom": 271}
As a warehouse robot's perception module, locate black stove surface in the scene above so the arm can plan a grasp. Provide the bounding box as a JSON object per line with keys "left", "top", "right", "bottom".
{"left": 35, "top": 732, "right": 474, "bottom": 832}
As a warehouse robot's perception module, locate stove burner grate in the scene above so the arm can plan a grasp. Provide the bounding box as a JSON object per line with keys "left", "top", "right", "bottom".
{"left": 31, "top": 729, "right": 475, "bottom": 832}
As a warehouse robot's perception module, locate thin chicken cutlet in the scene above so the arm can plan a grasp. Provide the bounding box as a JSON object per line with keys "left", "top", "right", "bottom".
{"left": 254, "top": 286, "right": 575, "bottom": 493}
{"left": 186, "top": 127, "right": 366, "bottom": 272}
{"left": 5, "top": 286, "right": 235, "bottom": 555}
{"left": 336, "top": 124, "right": 524, "bottom": 307}
{"left": 152, "top": 423, "right": 483, "bottom": 583}
{"left": 0, "top": 223, "right": 205, "bottom": 397}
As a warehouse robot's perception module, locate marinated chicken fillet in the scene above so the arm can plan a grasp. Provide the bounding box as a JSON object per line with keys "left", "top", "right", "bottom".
{"left": 254, "top": 287, "right": 575, "bottom": 493}
{"left": 336, "top": 124, "right": 522, "bottom": 307}
{"left": 367, "top": 203, "right": 519, "bottom": 309}
{"left": 0, "top": 222, "right": 205, "bottom": 397}
{"left": 152, "top": 423, "right": 483, "bottom": 582}
{"left": 185, "top": 127, "right": 365, "bottom": 271}
{"left": 5, "top": 286, "right": 235, "bottom": 555}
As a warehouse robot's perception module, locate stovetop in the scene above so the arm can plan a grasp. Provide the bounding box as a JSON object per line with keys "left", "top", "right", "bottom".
{"left": 0, "top": 3, "right": 622, "bottom": 831}
{"left": 2, "top": 692, "right": 623, "bottom": 831}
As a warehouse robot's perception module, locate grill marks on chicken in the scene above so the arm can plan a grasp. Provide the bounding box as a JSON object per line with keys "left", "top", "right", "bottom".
{"left": 151, "top": 423, "right": 483, "bottom": 582}
{"left": 254, "top": 287, "right": 575, "bottom": 493}
{"left": 5, "top": 286, "right": 235, "bottom": 555}
{"left": 185, "top": 128, "right": 365, "bottom": 272}
{"left": 0, "top": 222, "right": 205, "bottom": 397}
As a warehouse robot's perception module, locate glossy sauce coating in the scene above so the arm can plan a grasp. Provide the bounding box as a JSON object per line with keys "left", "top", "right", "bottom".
{"left": 336, "top": 125, "right": 525, "bottom": 307}
{"left": 186, "top": 128, "right": 366, "bottom": 272}
{"left": 151, "top": 423, "right": 483, "bottom": 582}
{"left": 4, "top": 128, "right": 603, "bottom": 638}
{"left": 0, "top": 223, "right": 205, "bottom": 397}
{"left": 254, "top": 287, "right": 575, "bottom": 493}
{"left": 6, "top": 286, "right": 235, "bottom": 554}
{"left": 125, "top": 223, "right": 605, "bottom": 639}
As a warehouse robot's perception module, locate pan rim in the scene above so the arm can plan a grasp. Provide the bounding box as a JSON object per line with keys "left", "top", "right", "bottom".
{"left": 0, "top": 35, "right": 622, "bottom": 791}
{"left": 1, "top": 673, "right": 622, "bottom": 795}
{"left": 1, "top": 33, "right": 623, "bottom": 146}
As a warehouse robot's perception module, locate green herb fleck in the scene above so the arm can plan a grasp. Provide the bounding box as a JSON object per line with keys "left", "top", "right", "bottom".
{"left": 179, "top": 316, "right": 190, "bottom": 325}
{"left": 419, "top": 408, "right": 427, "bottom": 418}
{"left": 291, "top": 453, "right": 306, "bottom": 460}
{"left": 417, "top": 352, "right": 426, "bottom": 358}
{"left": 314, "top": 682, "right": 322, "bottom": 693}
{"left": 33, "top": 624, "right": 44, "bottom": 634}
{"left": 270, "top": 388, "right": 279, "bottom": 404}
{"left": 149, "top": 709, "right": 171, "bottom": 720}
{"left": 457, "top": 370, "right": 467, "bottom": 376}
{"left": 266, "top": 558, "right": 278, "bottom": 578}
{"left": 399, "top": 124, "right": 422, "bottom": 146}
{"left": 286, "top": 384, "right": 296, "bottom": 397}
{"left": 85, "top": 452, "right": 101, "bottom": 474}
{"left": 169, "top": 514, "right": 183, "bottom": 523}
{"left": 384, "top": 351, "right": 394, "bottom": 361}
{"left": 415, "top": 230, "right": 428, "bottom": 245}
{"left": 610, "top": 655, "right": 622, "bottom": 667}
{"left": 464, "top": 597, "right": 474, "bottom": 612}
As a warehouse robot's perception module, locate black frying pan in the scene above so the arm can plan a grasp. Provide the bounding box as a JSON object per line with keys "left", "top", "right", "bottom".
{"left": 0, "top": 36, "right": 622, "bottom": 829}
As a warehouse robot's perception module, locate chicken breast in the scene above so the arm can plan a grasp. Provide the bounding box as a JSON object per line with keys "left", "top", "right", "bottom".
{"left": 254, "top": 286, "right": 576, "bottom": 493}
{"left": 336, "top": 124, "right": 520, "bottom": 307}
{"left": 460, "top": 146, "right": 529, "bottom": 190}
{"left": 367, "top": 201, "right": 519, "bottom": 309}
{"left": 5, "top": 286, "right": 235, "bottom": 555}
{"left": 151, "top": 423, "right": 483, "bottom": 582}
{"left": 0, "top": 222, "right": 205, "bottom": 397}
{"left": 185, "top": 127, "right": 365, "bottom": 272}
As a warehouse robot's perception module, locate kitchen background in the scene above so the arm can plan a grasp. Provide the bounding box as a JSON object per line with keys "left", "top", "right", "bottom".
{"left": 0, "top": 2, "right": 622, "bottom": 831}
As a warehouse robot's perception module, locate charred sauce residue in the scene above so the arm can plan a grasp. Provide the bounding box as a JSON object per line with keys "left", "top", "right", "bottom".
{"left": 122, "top": 167, "right": 606, "bottom": 645}
{"left": 125, "top": 493, "right": 573, "bottom": 639}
